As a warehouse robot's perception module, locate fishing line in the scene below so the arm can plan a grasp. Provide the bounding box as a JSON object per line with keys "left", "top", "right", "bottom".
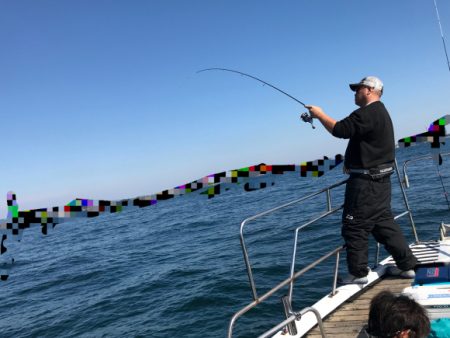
{"left": 197, "top": 67, "right": 315, "bottom": 128}
{"left": 436, "top": 162, "right": 450, "bottom": 209}
{"left": 433, "top": 0, "right": 450, "bottom": 72}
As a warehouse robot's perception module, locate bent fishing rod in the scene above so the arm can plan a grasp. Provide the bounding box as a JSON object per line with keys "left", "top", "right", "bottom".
{"left": 197, "top": 68, "right": 315, "bottom": 128}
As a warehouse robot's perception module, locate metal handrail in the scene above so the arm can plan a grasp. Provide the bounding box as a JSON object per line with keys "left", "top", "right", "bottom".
{"left": 229, "top": 157, "right": 421, "bottom": 338}
{"left": 288, "top": 204, "right": 343, "bottom": 302}
{"left": 402, "top": 151, "right": 450, "bottom": 210}
{"left": 239, "top": 179, "right": 347, "bottom": 301}
{"left": 394, "top": 158, "right": 419, "bottom": 242}
{"left": 402, "top": 152, "right": 450, "bottom": 188}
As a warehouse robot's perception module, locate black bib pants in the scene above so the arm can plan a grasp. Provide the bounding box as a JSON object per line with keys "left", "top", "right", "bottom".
{"left": 342, "top": 174, "right": 418, "bottom": 277}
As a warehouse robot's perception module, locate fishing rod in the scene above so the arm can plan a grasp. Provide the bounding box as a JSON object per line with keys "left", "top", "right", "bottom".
{"left": 433, "top": 0, "right": 450, "bottom": 72}
{"left": 197, "top": 68, "right": 315, "bottom": 129}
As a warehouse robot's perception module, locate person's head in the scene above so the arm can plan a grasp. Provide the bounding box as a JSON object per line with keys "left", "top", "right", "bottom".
{"left": 366, "top": 291, "right": 430, "bottom": 338}
{"left": 349, "top": 76, "right": 383, "bottom": 107}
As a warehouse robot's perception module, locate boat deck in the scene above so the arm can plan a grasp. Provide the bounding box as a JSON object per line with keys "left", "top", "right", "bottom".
{"left": 304, "top": 240, "right": 445, "bottom": 338}
{"left": 305, "top": 276, "right": 414, "bottom": 338}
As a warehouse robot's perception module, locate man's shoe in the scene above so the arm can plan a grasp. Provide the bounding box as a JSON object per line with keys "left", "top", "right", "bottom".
{"left": 387, "top": 266, "right": 416, "bottom": 278}
{"left": 337, "top": 273, "right": 368, "bottom": 285}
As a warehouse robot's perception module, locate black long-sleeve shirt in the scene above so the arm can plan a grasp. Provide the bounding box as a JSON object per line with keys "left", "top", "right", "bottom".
{"left": 332, "top": 101, "right": 395, "bottom": 169}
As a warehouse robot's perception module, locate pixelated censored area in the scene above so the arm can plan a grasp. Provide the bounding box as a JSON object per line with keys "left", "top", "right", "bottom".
{"left": 0, "top": 154, "right": 343, "bottom": 281}
{"left": 398, "top": 115, "right": 449, "bottom": 148}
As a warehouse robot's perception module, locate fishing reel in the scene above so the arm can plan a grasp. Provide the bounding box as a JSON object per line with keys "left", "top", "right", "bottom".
{"left": 300, "top": 112, "right": 315, "bottom": 129}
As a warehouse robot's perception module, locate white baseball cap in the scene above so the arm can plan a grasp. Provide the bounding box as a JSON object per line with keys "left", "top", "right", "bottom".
{"left": 349, "top": 76, "right": 383, "bottom": 93}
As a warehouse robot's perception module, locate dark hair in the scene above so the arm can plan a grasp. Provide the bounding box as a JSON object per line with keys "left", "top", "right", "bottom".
{"left": 367, "top": 291, "right": 430, "bottom": 338}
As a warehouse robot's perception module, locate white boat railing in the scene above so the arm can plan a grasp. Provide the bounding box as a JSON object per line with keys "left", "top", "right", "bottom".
{"left": 228, "top": 158, "right": 419, "bottom": 338}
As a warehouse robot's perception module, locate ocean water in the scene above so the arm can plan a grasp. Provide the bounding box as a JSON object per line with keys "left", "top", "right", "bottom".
{"left": 0, "top": 143, "right": 449, "bottom": 338}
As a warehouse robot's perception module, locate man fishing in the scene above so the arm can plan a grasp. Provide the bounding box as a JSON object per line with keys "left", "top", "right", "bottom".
{"left": 306, "top": 76, "right": 417, "bottom": 284}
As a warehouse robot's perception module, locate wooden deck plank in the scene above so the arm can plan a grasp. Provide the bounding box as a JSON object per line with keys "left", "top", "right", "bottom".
{"left": 304, "top": 276, "right": 414, "bottom": 338}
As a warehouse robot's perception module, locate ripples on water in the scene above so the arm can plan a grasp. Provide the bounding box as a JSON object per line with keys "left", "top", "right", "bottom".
{"left": 0, "top": 143, "right": 449, "bottom": 338}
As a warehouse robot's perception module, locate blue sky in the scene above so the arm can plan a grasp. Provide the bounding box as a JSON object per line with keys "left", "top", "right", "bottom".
{"left": 1, "top": 0, "right": 449, "bottom": 216}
